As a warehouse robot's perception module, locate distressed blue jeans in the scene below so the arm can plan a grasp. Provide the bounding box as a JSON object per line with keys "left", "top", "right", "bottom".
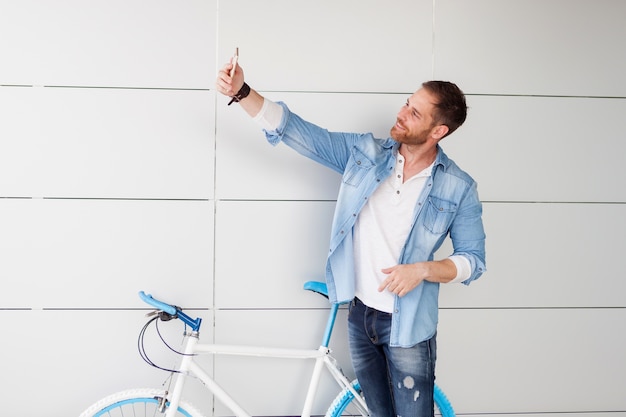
{"left": 348, "top": 297, "right": 436, "bottom": 417}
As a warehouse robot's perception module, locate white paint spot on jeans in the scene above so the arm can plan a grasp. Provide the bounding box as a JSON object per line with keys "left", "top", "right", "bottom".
{"left": 399, "top": 376, "right": 420, "bottom": 401}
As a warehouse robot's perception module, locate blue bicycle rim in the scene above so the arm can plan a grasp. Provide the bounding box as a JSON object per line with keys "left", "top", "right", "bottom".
{"left": 92, "top": 397, "right": 193, "bottom": 417}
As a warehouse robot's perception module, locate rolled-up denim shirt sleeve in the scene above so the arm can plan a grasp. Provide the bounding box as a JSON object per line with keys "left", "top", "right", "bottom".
{"left": 450, "top": 181, "right": 487, "bottom": 285}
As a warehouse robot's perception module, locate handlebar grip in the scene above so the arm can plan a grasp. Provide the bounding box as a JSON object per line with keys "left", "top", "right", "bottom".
{"left": 138, "top": 291, "right": 177, "bottom": 316}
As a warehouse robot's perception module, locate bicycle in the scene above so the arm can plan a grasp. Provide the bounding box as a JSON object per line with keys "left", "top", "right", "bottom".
{"left": 79, "top": 281, "right": 456, "bottom": 417}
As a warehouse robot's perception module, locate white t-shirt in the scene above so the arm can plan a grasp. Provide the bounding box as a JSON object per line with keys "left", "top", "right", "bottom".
{"left": 354, "top": 154, "right": 470, "bottom": 313}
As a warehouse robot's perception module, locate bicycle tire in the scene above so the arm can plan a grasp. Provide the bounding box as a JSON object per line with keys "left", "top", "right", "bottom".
{"left": 325, "top": 380, "right": 456, "bottom": 417}
{"left": 79, "top": 388, "right": 206, "bottom": 417}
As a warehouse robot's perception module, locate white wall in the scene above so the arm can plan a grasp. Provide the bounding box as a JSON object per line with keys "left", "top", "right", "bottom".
{"left": 1, "top": 0, "right": 624, "bottom": 416}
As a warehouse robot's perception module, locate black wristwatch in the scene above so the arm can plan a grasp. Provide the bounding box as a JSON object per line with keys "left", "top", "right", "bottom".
{"left": 228, "top": 83, "right": 251, "bottom": 106}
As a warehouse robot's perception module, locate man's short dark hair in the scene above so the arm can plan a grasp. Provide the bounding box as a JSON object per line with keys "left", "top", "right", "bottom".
{"left": 421, "top": 80, "right": 467, "bottom": 138}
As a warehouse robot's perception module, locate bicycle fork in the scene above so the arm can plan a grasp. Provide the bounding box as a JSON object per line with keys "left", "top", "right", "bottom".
{"left": 162, "top": 331, "right": 198, "bottom": 417}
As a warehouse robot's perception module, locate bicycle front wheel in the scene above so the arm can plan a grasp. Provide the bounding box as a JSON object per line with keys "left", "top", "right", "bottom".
{"left": 325, "top": 380, "right": 456, "bottom": 417}
{"left": 79, "top": 388, "right": 205, "bottom": 417}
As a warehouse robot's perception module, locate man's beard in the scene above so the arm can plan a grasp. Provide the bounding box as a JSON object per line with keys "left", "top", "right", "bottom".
{"left": 390, "top": 122, "right": 429, "bottom": 146}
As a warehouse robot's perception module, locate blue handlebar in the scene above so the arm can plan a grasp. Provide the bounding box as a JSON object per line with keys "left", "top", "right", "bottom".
{"left": 139, "top": 291, "right": 177, "bottom": 315}
{"left": 138, "top": 291, "right": 203, "bottom": 332}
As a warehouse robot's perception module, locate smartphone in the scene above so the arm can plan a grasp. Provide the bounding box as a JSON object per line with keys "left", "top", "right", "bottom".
{"left": 230, "top": 47, "right": 239, "bottom": 77}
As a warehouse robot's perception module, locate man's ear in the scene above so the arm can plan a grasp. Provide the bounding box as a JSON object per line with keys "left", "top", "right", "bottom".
{"left": 432, "top": 124, "right": 449, "bottom": 141}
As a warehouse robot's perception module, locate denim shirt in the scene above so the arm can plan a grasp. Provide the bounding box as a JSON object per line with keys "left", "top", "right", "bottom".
{"left": 265, "top": 102, "right": 486, "bottom": 347}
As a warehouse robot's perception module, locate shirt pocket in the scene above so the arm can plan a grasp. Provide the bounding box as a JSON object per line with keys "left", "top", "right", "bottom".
{"left": 342, "top": 147, "right": 373, "bottom": 187}
{"left": 423, "top": 195, "right": 458, "bottom": 235}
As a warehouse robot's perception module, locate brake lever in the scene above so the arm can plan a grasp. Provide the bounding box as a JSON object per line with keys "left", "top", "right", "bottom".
{"left": 145, "top": 309, "right": 160, "bottom": 318}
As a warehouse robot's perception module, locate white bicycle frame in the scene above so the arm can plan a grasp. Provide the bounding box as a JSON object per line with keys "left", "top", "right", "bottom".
{"left": 86, "top": 286, "right": 455, "bottom": 417}
{"left": 163, "top": 333, "right": 366, "bottom": 417}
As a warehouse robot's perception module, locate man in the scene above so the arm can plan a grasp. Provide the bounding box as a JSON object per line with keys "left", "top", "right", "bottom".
{"left": 216, "top": 60, "right": 486, "bottom": 417}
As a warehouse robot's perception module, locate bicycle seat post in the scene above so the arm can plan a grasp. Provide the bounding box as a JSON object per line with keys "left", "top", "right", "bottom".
{"left": 303, "top": 281, "right": 345, "bottom": 349}
{"left": 320, "top": 302, "right": 340, "bottom": 349}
